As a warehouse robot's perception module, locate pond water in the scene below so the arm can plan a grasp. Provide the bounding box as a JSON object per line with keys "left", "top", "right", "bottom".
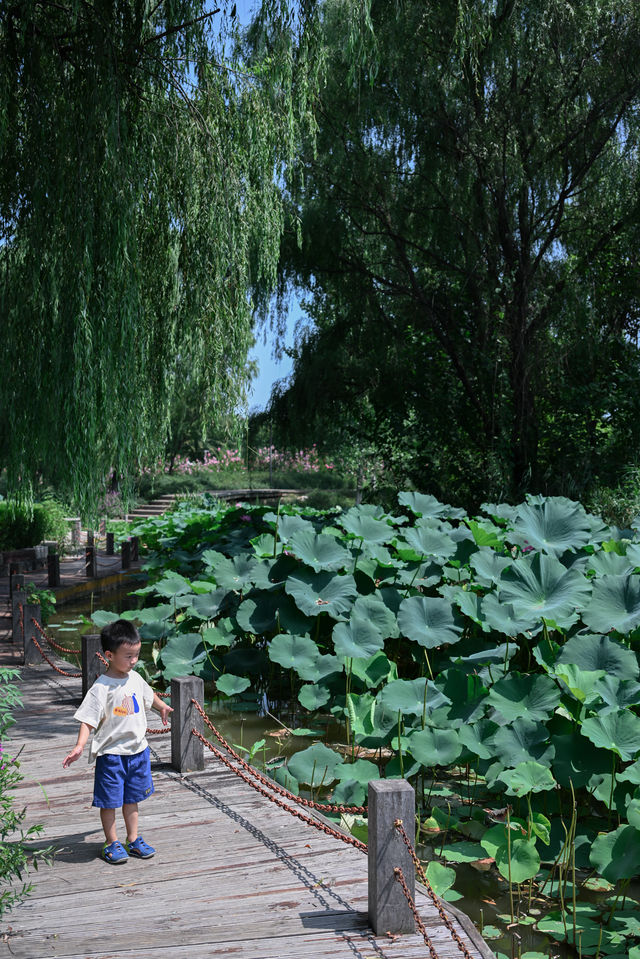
{"left": 46, "top": 590, "right": 631, "bottom": 959}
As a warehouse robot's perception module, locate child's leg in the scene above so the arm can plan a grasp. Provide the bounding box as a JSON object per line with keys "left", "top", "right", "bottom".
{"left": 123, "top": 802, "right": 139, "bottom": 843}
{"left": 100, "top": 808, "right": 118, "bottom": 844}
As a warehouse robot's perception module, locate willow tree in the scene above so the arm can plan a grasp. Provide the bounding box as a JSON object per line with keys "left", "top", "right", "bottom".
{"left": 0, "top": 0, "right": 320, "bottom": 514}
{"left": 272, "top": 0, "right": 640, "bottom": 504}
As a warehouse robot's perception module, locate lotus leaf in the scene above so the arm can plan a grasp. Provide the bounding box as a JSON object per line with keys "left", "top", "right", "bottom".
{"left": 351, "top": 593, "right": 399, "bottom": 639}
{"left": 250, "top": 533, "right": 282, "bottom": 558}
{"left": 286, "top": 742, "right": 344, "bottom": 786}
{"left": 439, "top": 586, "right": 489, "bottom": 632}
{"left": 553, "top": 664, "right": 606, "bottom": 702}
{"left": 580, "top": 709, "right": 640, "bottom": 761}
{"left": 397, "top": 595, "right": 463, "bottom": 649}
{"left": 295, "top": 652, "right": 344, "bottom": 683}
{"left": 159, "top": 632, "right": 210, "bottom": 682}
{"left": 187, "top": 588, "right": 230, "bottom": 621}
{"left": 509, "top": 499, "right": 593, "bottom": 555}
{"left": 202, "top": 624, "right": 235, "bottom": 648}
{"left": 333, "top": 616, "right": 385, "bottom": 659}
{"left": 551, "top": 732, "right": 611, "bottom": 789}
{"left": 498, "top": 761, "right": 557, "bottom": 796}
{"left": 470, "top": 549, "right": 512, "bottom": 587}
{"left": 466, "top": 519, "right": 506, "bottom": 550}
{"left": 151, "top": 572, "right": 194, "bottom": 598}
{"left": 481, "top": 821, "right": 525, "bottom": 858}
{"left": 223, "top": 647, "right": 266, "bottom": 675}
{"left": 210, "top": 553, "right": 269, "bottom": 590}
{"left": 437, "top": 669, "right": 488, "bottom": 724}
{"left": 377, "top": 678, "right": 447, "bottom": 717}
{"left": 90, "top": 609, "right": 120, "bottom": 627}
{"left": 480, "top": 593, "right": 543, "bottom": 637}
{"left": 618, "top": 759, "right": 640, "bottom": 784}
{"left": 216, "top": 673, "right": 251, "bottom": 697}
{"left": 590, "top": 824, "right": 640, "bottom": 881}
{"left": 344, "top": 692, "right": 377, "bottom": 738}
{"left": 481, "top": 502, "right": 518, "bottom": 523}
{"left": 587, "top": 550, "right": 634, "bottom": 578}
{"left": 440, "top": 842, "right": 486, "bottom": 863}
{"left": 395, "top": 560, "right": 444, "bottom": 589}
{"left": 488, "top": 672, "right": 561, "bottom": 724}
{"left": 399, "top": 521, "right": 457, "bottom": 561}
{"left": 408, "top": 727, "right": 462, "bottom": 767}
{"left": 626, "top": 797, "right": 640, "bottom": 829}
{"left": 424, "top": 862, "right": 456, "bottom": 896}
{"left": 339, "top": 510, "right": 392, "bottom": 544}
{"left": 398, "top": 491, "right": 465, "bottom": 520}
{"left": 582, "top": 574, "right": 640, "bottom": 634}
{"left": 331, "top": 779, "right": 366, "bottom": 806}
{"left": 298, "top": 684, "right": 331, "bottom": 710}
{"left": 458, "top": 719, "right": 499, "bottom": 760}
{"left": 492, "top": 718, "right": 554, "bottom": 768}
{"left": 498, "top": 552, "right": 591, "bottom": 628}
{"left": 138, "top": 620, "right": 175, "bottom": 641}
{"left": 350, "top": 651, "right": 397, "bottom": 689}
{"left": 589, "top": 675, "right": 640, "bottom": 710}
{"left": 288, "top": 529, "right": 351, "bottom": 573}
{"left": 285, "top": 570, "right": 358, "bottom": 618}
{"left": 336, "top": 758, "right": 379, "bottom": 786}
{"left": 235, "top": 592, "right": 281, "bottom": 633}
{"left": 122, "top": 604, "right": 174, "bottom": 623}
{"left": 557, "top": 632, "right": 639, "bottom": 678}
{"left": 494, "top": 837, "right": 540, "bottom": 883}
{"left": 268, "top": 633, "right": 319, "bottom": 672}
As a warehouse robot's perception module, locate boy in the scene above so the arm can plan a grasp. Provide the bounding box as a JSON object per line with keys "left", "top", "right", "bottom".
{"left": 63, "top": 619, "right": 172, "bottom": 864}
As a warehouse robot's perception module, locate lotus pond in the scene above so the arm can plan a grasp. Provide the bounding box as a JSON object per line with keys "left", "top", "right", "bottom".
{"left": 50, "top": 491, "right": 640, "bottom": 959}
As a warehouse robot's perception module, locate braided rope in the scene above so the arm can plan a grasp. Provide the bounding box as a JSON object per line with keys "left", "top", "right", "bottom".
{"left": 192, "top": 728, "right": 367, "bottom": 853}
{"left": 191, "top": 698, "right": 367, "bottom": 816}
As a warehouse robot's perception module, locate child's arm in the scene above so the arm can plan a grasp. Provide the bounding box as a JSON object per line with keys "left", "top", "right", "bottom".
{"left": 151, "top": 692, "right": 173, "bottom": 725}
{"left": 63, "top": 722, "right": 94, "bottom": 768}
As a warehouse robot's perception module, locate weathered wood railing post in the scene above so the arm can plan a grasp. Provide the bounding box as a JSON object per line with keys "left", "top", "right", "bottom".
{"left": 11, "top": 588, "right": 26, "bottom": 645}
{"left": 121, "top": 539, "right": 131, "bottom": 570}
{"left": 106, "top": 532, "right": 115, "bottom": 555}
{"left": 368, "top": 779, "right": 416, "bottom": 935}
{"left": 47, "top": 550, "right": 61, "bottom": 587}
{"left": 171, "top": 676, "right": 204, "bottom": 772}
{"left": 85, "top": 544, "right": 98, "bottom": 578}
{"left": 23, "top": 602, "right": 42, "bottom": 666}
{"left": 10, "top": 571, "right": 24, "bottom": 599}
{"left": 82, "top": 634, "right": 107, "bottom": 697}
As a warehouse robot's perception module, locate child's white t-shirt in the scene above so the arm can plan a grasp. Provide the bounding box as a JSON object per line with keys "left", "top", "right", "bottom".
{"left": 74, "top": 671, "right": 155, "bottom": 763}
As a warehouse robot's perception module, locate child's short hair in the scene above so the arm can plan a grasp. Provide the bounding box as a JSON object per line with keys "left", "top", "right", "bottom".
{"left": 101, "top": 619, "right": 141, "bottom": 653}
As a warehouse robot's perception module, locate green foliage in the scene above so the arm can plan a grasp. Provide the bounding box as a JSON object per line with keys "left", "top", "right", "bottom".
{"left": 0, "top": 499, "right": 68, "bottom": 550}
{"left": 0, "top": 668, "right": 52, "bottom": 918}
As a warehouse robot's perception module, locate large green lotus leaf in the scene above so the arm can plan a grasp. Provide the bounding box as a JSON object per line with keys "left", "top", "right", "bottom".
{"left": 339, "top": 510, "right": 392, "bottom": 544}
{"left": 498, "top": 761, "right": 557, "bottom": 796}
{"left": 274, "top": 593, "right": 315, "bottom": 635}
{"left": 336, "top": 758, "right": 380, "bottom": 786}
{"left": 399, "top": 522, "right": 457, "bottom": 561}
{"left": 350, "top": 651, "right": 398, "bottom": 689}
{"left": 138, "top": 620, "right": 176, "bottom": 641}
{"left": 408, "top": 727, "right": 462, "bottom": 767}
{"left": 509, "top": 499, "right": 593, "bottom": 555}
{"left": 159, "top": 632, "right": 209, "bottom": 681}
{"left": 437, "top": 669, "right": 488, "bottom": 724}
{"left": 477, "top": 593, "right": 541, "bottom": 637}
{"left": 590, "top": 824, "right": 640, "bottom": 882}
{"left": 285, "top": 570, "right": 358, "bottom": 618}
{"left": 492, "top": 718, "right": 554, "bottom": 768}
{"left": 333, "top": 616, "right": 385, "bottom": 659}
{"left": 398, "top": 492, "right": 466, "bottom": 520}
{"left": 397, "top": 595, "right": 463, "bottom": 649}
{"left": 186, "top": 588, "right": 230, "bottom": 620}
{"left": 580, "top": 709, "right": 640, "bottom": 762}
{"left": 481, "top": 502, "right": 518, "bottom": 523}
{"left": 223, "top": 646, "right": 266, "bottom": 675}
{"left": 587, "top": 550, "right": 634, "bottom": 578}
{"left": 582, "top": 574, "right": 640, "bottom": 634}
{"left": 331, "top": 779, "right": 366, "bottom": 807}
{"left": 469, "top": 549, "right": 512, "bottom": 587}
{"left": 215, "top": 673, "right": 251, "bottom": 697}
{"left": 298, "top": 683, "right": 331, "bottom": 710}
{"left": 235, "top": 591, "right": 281, "bottom": 633}
{"left": 458, "top": 719, "right": 499, "bottom": 760}
{"left": 394, "top": 560, "right": 444, "bottom": 588}
{"left": 556, "top": 633, "right": 639, "bottom": 679}
{"left": 288, "top": 530, "right": 351, "bottom": 573}
{"left": 151, "top": 572, "right": 193, "bottom": 598}
{"left": 351, "top": 593, "right": 399, "bottom": 639}
{"left": 498, "top": 552, "right": 591, "bottom": 628}
{"left": 440, "top": 842, "right": 486, "bottom": 863}
{"left": 480, "top": 822, "right": 523, "bottom": 859}
{"left": 553, "top": 664, "right": 605, "bottom": 703}
{"left": 495, "top": 837, "right": 541, "bottom": 883}
{"left": 262, "top": 512, "right": 314, "bottom": 542}
{"left": 589, "top": 676, "right": 640, "bottom": 710}
{"left": 377, "top": 678, "right": 448, "bottom": 717}
{"left": 268, "top": 633, "right": 319, "bottom": 672}
{"left": 295, "top": 652, "right": 344, "bottom": 683}
{"left": 287, "top": 743, "right": 344, "bottom": 786}
{"left": 466, "top": 519, "right": 506, "bottom": 550}
{"left": 250, "top": 533, "right": 282, "bottom": 558}
{"left": 488, "top": 673, "right": 561, "bottom": 724}
{"left": 439, "top": 586, "right": 489, "bottom": 632}
{"left": 424, "top": 862, "right": 456, "bottom": 897}
{"left": 122, "top": 604, "right": 174, "bottom": 623}
{"left": 344, "top": 692, "right": 377, "bottom": 738}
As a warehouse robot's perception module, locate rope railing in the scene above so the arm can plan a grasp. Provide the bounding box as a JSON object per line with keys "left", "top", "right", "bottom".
{"left": 30, "top": 633, "right": 82, "bottom": 678}
{"left": 190, "top": 698, "right": 367, "bottom": 816}
{"left": 32, "top": 616, "right": 80, "bottom": 657}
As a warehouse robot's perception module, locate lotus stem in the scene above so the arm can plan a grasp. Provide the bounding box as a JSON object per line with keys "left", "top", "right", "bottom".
{"left": 594, "top": 923, "right": 603, "bottom": 959}
{"left": 606, "top": 877, "right": 630, "bottom": 925}
{"left": 424, "top": 649, "right": 434, "bottom": 681}
{"left": 570, "top": 780, "right": 577, "bottom": 947}
{"left": 506, "top": 806, "right": 514, "bottom": 924}
{"left": 607, "top": 754, "right": 617, "bottom": 827}
{"left": 398, "top": 710, "right": 404, "bottom": 778}
{"left": 421, "top": 675, "right": 428, "bottom": 730}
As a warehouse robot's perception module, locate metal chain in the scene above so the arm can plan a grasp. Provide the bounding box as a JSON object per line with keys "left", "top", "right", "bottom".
{"left": 31, "top": 617, "right": 80, "bottom": 656}
{"left": 394, "top": 866, "right": 441, "bottom": 959}
{"left": 192, "top": 727, "right": 368, "bottom": 853}
{"left": 191, "top": 698, "right": 367, "bottom": 815}
{"left": 394, "top": 819, "right": 473, "bottom": 959}
{"left": 30, "top": 635, "right": 82, "bottom": 678}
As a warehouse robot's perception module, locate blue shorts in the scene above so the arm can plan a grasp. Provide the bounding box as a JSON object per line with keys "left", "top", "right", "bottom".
{"left": 92, "top": 747, "right": 154, "bottom": 809}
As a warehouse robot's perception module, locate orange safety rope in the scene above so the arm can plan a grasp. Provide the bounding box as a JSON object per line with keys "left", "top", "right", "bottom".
{"left": 190, "top": 698, "right": 367, "bottom": 816}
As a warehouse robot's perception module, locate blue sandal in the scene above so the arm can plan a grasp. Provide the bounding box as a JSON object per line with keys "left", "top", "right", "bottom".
{"left": 125, "top": 836, "right": 155, "bottom": 859}
{"left": 101, "top": 840, "right": 129, "bottom": 864}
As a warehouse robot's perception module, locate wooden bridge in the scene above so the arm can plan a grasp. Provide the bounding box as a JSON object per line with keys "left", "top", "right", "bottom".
{"left": 0, "top": 654, "right": 496, "bottom": 959}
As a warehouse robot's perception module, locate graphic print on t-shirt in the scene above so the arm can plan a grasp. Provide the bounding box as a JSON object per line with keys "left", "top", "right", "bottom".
{"left": 113, "top": 693, "right": 140, "bottom": 717}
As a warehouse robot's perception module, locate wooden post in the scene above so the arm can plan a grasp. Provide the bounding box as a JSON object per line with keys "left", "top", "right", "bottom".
{"left": 85, "top": 545, "right": 98, "bottom": 578}
{"left": 23, "top": 603, "right": 42, "bottom": 666}
{"left": 131, "top": 535, "right": 139, "bottom": 562}
{"left": 170, "top": 676, "right": 204, "bottom": 773}
{"left": 11, "top": 589, "right": 26, "bottom": 645}
{"left": 368, "top": 779, "right": 416, "bottom": 936}
{"left": 106, "top": 531, "right": 115, "bottom": 555}
{"left": 48, "top": 551, "right": 61, "bottom": 587}
{"left": 10, "top": 572, "right": 24, "bottom": 599}
{"left": 121, "top": 539, "right": 131, "bottom": 570}
{"left": 82, "top": 634, "right": 107, "bottom": 697}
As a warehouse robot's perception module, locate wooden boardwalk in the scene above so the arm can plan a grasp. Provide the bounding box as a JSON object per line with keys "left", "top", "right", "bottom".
{"left": 1, "top": 660, "right": 495, "bottom": 959}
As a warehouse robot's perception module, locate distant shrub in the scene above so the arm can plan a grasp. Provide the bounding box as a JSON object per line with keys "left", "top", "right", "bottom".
{"left": 0, "top": 499, "right": 68, "bottom": 551}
